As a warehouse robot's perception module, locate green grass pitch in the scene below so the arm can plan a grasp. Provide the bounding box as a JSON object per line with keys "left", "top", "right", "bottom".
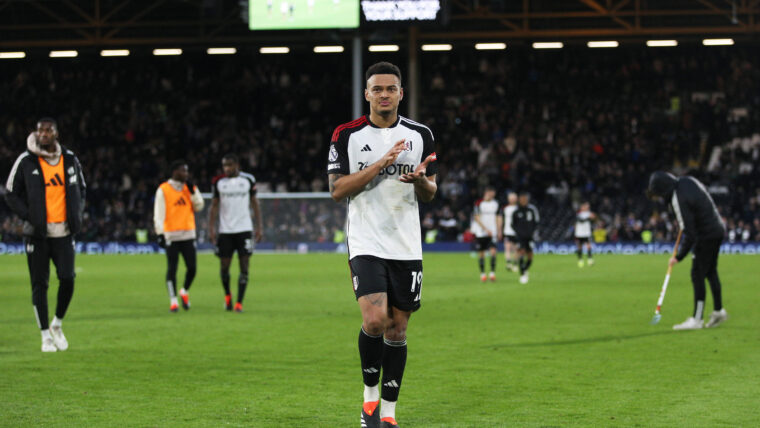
{"left": 249, "top": 0, "right": 359, "bottom": 30}
{"left": 1, "top": 253, "right": 759, "bottom": 427}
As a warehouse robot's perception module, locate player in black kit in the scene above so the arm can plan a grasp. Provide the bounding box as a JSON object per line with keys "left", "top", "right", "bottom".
{"left": 512, "top": 192, "right": 539, "bottom": 284}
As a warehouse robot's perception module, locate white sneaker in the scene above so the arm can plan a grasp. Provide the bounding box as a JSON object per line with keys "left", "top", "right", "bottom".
{"left": 587, "top": 258, "right": 594, "bottom": 266}
{"left": 489, "top": 272, "right": 496, "bottom": 282}
{"left": 705, "top": 309, "right": 728, "bottom": 328}
{"left": 673, "top": 317, "right": 704, "bottom": 330}
{"left": 50, "top": 325, "right": 69, "bottom": 351}
{"left": 519, "top": 274, "right": 529, "bottom": 284}
{"left": 41, "top": 337, "right": 57, "bottom": 352}
{"left": 480, "top": 273, "right": 487, "bottom": 283}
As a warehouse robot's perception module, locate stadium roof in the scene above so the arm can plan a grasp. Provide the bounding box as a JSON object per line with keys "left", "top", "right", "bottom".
{"left": 0, "top": 0, "right": 758, "bottom": 48}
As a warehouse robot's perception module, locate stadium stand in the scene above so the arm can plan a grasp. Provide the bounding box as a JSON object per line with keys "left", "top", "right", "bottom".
{"left": 1, "top": 46, "right": 759, "bottom": 243}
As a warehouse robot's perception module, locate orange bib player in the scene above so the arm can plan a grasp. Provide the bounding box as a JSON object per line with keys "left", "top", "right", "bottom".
{"left": 5, "top": 118, "right": 86, "bottom": 352}
{"left": 153, "top": 160, "right": 205, "bottom": 312}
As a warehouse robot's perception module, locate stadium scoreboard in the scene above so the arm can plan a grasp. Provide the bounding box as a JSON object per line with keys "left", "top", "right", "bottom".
{"left": 249, "top": 0, "right": 446, "bottom": 30}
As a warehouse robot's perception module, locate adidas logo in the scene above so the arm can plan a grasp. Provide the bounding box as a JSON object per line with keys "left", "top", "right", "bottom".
{"left": 174, "top": 198, "right": 187, "bottom": 206}
{"left": 363, "top": 367, "right": 379, "bottom": 374}
{"left": 45, "top": 173, "right": 65, "bottom": 187}
{"left": 361, "top": 144, "right": 372, "bottom": 152}
{"left": 383, "top": 380, "right": 399, "bottom": 388}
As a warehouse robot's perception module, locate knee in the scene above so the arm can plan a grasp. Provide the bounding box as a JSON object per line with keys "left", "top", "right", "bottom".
{"left": 363, "top": 315, "right": 388, "bottom": 336}
{"left": 384, "top": 322, "right": 407, "bottom": 342}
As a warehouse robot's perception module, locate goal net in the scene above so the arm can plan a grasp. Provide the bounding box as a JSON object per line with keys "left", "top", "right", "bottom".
{"left": 200, "top": 192, "right": 346, "bottom": 252}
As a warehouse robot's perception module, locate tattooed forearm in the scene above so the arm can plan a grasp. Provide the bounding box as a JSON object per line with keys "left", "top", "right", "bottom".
{"left": 328, "top": 173, "right": 344, "bottom": 195}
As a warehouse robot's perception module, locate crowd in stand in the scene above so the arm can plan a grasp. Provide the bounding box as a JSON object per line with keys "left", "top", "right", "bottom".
{"left": 2, "top": 45, "right": 759, "bottom": 244}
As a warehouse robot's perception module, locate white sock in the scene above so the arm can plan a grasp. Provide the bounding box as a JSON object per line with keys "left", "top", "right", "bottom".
{"left": 364, "top": 384, "right": 379, "bottom": 403}
{"left": 171, "top": 297, "right": 179, "bottom": 306}
{"left": 380, "top": 399, "right": 396, "bottom": 421}
{"left": 51, "top": 316, "right": 63, "bottom": 328}
{"left": 180, "top": 288, "right": 187, "bottom": 296}
{"left": 41, "top": 329, "right": 52, "bottom": 340}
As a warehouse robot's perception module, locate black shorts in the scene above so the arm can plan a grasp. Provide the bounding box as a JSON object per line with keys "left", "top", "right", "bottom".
{"left": 505, "top": 235, "right": 518, "bottom": 244}
{"left": 216, "top": 232, "right": 254, "bottom": 258}
{"left": 348, "top": 255, "right": 423, "bottom": 312}
{"left": 518, "top": 238, "right": 534, "bottom": 252}
{"left": 575, "top": 237, "right": 590, "bottom": 244}
{"left": 474, "top": 237, "right": 496, "bottom": 252}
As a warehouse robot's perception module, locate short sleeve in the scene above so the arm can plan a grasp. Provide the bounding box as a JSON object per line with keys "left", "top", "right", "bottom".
{"left": 246, "top": 174, "right": 257, "bottom": 196}
{"left": 327, "top": 128, "right": 350, "bottom": 175}
{"left": 421, "top": 127, "right": 438, "bottom": 176}
{"left": 212, "top": 178, "right": 221, "bottom": 199}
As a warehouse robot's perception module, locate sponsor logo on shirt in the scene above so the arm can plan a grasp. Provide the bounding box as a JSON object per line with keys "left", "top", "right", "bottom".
{"left": 358, "top": 162, "right": 416, "bottom": 176}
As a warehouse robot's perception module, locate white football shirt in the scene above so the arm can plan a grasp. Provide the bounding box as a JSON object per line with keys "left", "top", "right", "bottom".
{"left": 213, "top": 172, "right": 257, "bottom": 234}
{"left": 503, "top": 204, "right": 517, "bottom": 236}
{"left": 575, "top": 210, "right": 593, "bottom": 238}
{"left": 471, "top": 199, "right": 500, "bottom": 238}
{"left": 327, "top": 115, "right": 438, "bottom": 260}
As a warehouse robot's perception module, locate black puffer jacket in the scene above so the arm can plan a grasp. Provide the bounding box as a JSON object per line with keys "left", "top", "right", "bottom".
{"left": 5, "top": 146, "right": 86, "bottom": 238}
{"left": 648, "top": 172, "right": 725, "bottom": 260}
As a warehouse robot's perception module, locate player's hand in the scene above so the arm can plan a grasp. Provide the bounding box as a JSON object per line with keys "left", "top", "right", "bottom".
{"left": 186, "top": 179, "right": 196, "bottom": 193}
{"left": 498, "top": 232, "right": 503, "bottom": 241}
{"left": 208, "top": 229, "right": 217, "bottom": 245}
{"left": 486, "top": 230, "right": 493, "bottom": 238}
{"left": 400, "top": 153, "right": 436, "bottom": 184}
{"left": 255, "top": 229, "right": 263, "bottom": 243}
{"left": 379, "top": 139, "right": 406, "bottom": 169}
{"left": 669, "top": 257, "right": 678, "bottom": 268}
{"left": 157, "top": 235, "right": 166, "bottom": 249}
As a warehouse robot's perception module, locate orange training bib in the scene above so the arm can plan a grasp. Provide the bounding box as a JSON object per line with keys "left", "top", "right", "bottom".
{"left": 39, "top": 156, "right": 67, "bottom": 224}
{"left": 160, "top": 181, "right": 196, "bottom": 232}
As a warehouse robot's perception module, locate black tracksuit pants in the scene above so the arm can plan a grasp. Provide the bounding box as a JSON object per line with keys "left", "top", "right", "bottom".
{"left": 165, "top": 239, "right": 197, "bottom": 297}
{"left": 690, "top": 238, "right": 723, "bottom": 318}
{"left": 24, "top": 235, "right": 76, "bottom": 330}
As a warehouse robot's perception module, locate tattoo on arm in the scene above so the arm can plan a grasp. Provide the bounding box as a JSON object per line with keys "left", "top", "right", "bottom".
{"left": 328, "top": 174, "right": 344, "bottom": 194}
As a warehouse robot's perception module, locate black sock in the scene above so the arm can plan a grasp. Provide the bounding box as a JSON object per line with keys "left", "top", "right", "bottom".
{"left": 359, "top": 328, "right": 384, "bottom": 389}
{"left": 490, "top": 256, "right": 496, "bottom": 272}
{"left": 237, "top": 272, "right": 249, "bottom": 304}
{"left": 577, "top": 249, "right": 583, "bottom": 259}
{"left": 55, "top": 278, "right": 74, "bottom": 319}
{"left": 478, "top": 258, "right": 485, "bottom": 273}
{"left": 587, "top": 249, "right": 593, "bottom": 259}
{"left": 221, "top": 269, "right": 231, "bottom": 295}
{"left": 381, "top": 338, "right": 407, "bottom": 402}
{"left": 524, "top": 258, "right": 533, "bottom": 271}
{"left": 519, "top": 256, "right": 525, "bottom": 274}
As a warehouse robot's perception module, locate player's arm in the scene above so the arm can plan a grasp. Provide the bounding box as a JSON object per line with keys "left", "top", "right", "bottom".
{"left": 153, "top": 187, "right": 165, "bottom": 236}
{"left": 399, "top": 155, "right": 437, "bottom": 201}
{"left": 190, "top": 185, "right": 204, "bottom": 212}
{"left": 401, "top": 128, "right": 438, "bottom": 202}
{"left": 329, "top": 139, "right": 406, "bottom": 202}
{"left": 208, "top": 197, "right": 219, "bottom": 244}
{"left": 251, "top": 195, "right": 263, "bottom": 242}
{"left": 496, "top": 213, "right": 504, "bottom": 240}
{"left": 73, "top": 153, "right": 86, "bottom": 205}
{"left": 672, "top": 193, "right": 696, "bottom": 263}
{"left": 4, "top": 157, "right": 30, "bottom": 220}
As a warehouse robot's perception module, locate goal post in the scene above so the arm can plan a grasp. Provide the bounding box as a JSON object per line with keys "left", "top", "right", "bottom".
{"left": 199, "top": 191, "right": 347, "bottom": 252}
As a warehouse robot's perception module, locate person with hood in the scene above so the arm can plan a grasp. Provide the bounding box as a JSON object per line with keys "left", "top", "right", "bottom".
{"left": 5, "top": 118, "right": 86, "bottom": 352}
{"left": 647, "top": 171, "right": 727, "bottom": 330}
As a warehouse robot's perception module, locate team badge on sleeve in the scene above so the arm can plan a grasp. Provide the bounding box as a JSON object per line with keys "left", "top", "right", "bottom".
{"left": 328, "top": 145, "right": 339, "bottom": 162}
